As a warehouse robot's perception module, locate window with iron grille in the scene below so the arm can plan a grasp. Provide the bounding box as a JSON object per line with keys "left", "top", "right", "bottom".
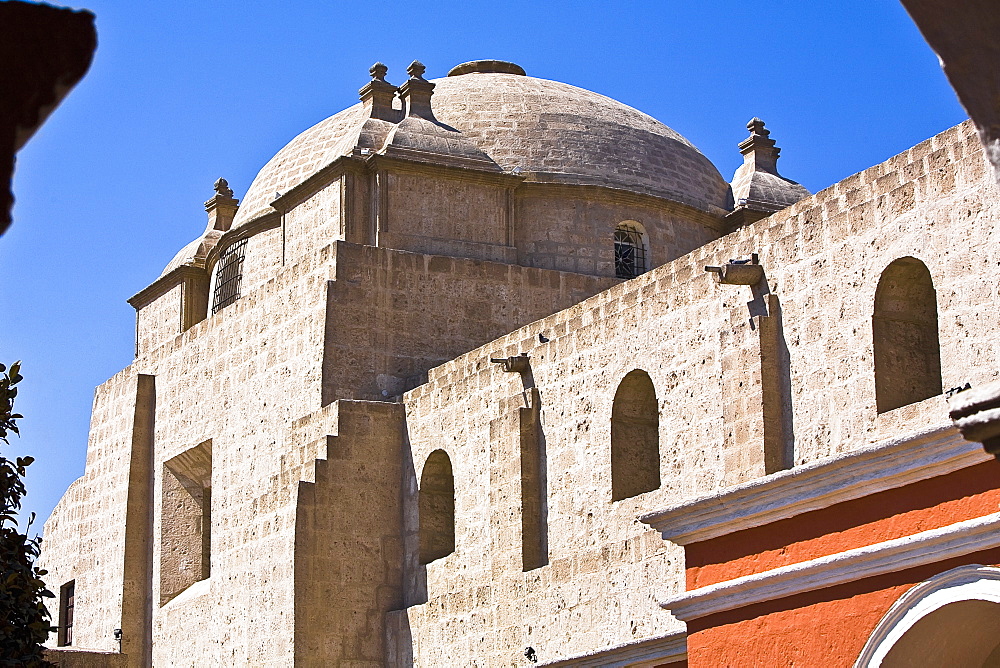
{"left": 211, "top": 237, "right": 248, "bottom": 314}
{"left": 614, "top": 223, "right": 646, "bottom": 279}
{"left": 58, "top": 580, "right": 75, "bottom": 646}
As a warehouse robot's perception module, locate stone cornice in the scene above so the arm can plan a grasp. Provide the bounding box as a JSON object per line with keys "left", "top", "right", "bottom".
{"left": 268, "top": 155, "right": 365, "bottom": 215}
{"left": 538, "top": 631, "right": 686, "bottom": 667}
{"left": 204, "top": 211, "right": 281, "bottom": 271}
{"left": 366, "top": 153, "right": 524, "bottom": 188}
{"left": 660, "top": 511, "right": 1000, "bottom": 622}
{"left": 127, "top": 265, "right": 206, "bottom": 311}
{"left": 640, "top": 424, "right": 989, "bottom": 546}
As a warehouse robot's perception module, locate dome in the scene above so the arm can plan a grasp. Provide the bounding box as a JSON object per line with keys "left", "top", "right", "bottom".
{"left": 231, "top": 69, "right": 731, "bottom": 230}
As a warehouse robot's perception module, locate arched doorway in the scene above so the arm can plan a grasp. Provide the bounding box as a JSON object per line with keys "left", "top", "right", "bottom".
{"left": 856, "top": 565, "right": 1000, "bottom": 667}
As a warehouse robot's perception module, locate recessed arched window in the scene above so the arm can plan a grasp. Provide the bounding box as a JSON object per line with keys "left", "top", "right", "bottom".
{"left": 873, "top": 257, "right": 942, "bottom": 413}
{"left": 611, "top": 369, "right": 660, "bottom": 501}
{"left": 614, "top": 222, "right": 647, "bottom": 279}
{"left": 419, "top": 450, "right": 455, "bottom": 564}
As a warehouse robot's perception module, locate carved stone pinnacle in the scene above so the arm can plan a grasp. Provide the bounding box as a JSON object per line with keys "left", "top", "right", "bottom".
{"left": 213, "top": 177, "right": 234, "bottom": 198}
{"left": 747, "top": 117, "right": 769, "bottom": 137}
{"left": 369, "top": 62, "right": 388, "bottom": 81}
{"left": 407, "top": 60, "right": 426, "bottom": 80}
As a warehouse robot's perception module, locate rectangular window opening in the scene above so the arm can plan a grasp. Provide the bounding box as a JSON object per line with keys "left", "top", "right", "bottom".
{"left": 58, "top": 580, "right": 75, "bottom": 646}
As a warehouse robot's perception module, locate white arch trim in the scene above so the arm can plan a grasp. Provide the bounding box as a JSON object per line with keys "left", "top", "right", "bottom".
{"left": 854, "top": 564, "right": 1000, "bottom": 667}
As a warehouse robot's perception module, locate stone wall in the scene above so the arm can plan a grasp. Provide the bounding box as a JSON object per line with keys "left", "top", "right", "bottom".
{"left": 394, "top": 120, "right": 1000, "bottom": 665}
{"left": 44, "top": 224, "right": 617, "bottom": 664}
{"left": 320, "top": 242, "right": 617, "bottom": 403}
{"left": 514, "top": 184, "right": 724, "bottom": 276}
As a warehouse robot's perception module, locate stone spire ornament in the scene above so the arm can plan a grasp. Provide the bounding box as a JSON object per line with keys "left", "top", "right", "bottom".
{"left": 369, "top": 61, "right": 388, "bottom": 81}
{"left": 398, "top": 60, "right": 435, "bottom": 120}
{"left": 359, "top": 61, "right": 398, "bottom": 122}
{"left": 725, "top": 117, "right": 810, "bottom": 230}
{"left": 213, "top": 177, "right": 234, "bottom": 199}
{"left": 205, "top": 177, "right": 239, "bottom": 231}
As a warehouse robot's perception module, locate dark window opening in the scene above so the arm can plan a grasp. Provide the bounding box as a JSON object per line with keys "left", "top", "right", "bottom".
{"left": 58, "top": 580, "right": 75, "bottom": 646}
{"left": 614, "top": 223, "right": 647, "bottom": 279}
{"left": 611, "top": 369, "right": 660, "bottom": 500}
{"left": 211, "top": 237, "right": 248, "bottom": 314}
{"left": 419, "top": 450, "right": 455, "bottom": 564}
{"left": 873, "top": 257, "right": 942, "bottom": 413}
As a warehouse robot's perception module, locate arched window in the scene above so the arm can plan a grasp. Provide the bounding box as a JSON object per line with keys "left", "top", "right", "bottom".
{"left": 873, "top": 257, "right": 942, "bottom": 413}
{"left": 611, "top": 369, "right": 660, "bottom": 500}
{"left": 419, "top": 450, "right": 455, "bottom": 564}
{"left": 614, "top": 222, "right": 647, "bottom": 279}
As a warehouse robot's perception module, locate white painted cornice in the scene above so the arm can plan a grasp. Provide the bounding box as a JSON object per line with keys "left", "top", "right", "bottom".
{"left": 640, "top": 424, "right": 988, "bottom": 546}
{"left": 538, "top": 632, "right": 686, "bottom": 667}
{"left": 659, "top": 511, "right": 1000, "bottom": 622}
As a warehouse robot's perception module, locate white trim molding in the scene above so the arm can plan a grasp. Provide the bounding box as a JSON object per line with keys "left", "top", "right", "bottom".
{"left": 854, "top": 565, "right": 1000, "bottom": 667}
{"left": 641, "top": 424, "right": 987, "bottom": 546}
{"left": 660, "top": 512, "right": 1000, "bottom": 622}
{"left": 538, "top": 632, "right": 686, "bottom": 667}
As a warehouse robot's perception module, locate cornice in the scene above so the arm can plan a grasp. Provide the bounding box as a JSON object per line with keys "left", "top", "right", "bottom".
{"left": 538, "top": 631, "right": 686, "bottom": 667}
{"left": 660, "top": 511, "right": 1000, "bottom": 622}
{"left": 640, "top": 424, "right": 989, "bottom": 546}
{"left": 367, "top": 153, "right": 525, "bottom": 188}
{"left": 204, "top": 212, "right": 281, "bottom": 270}
{"left": 269, "top": 155, "right": 364, "bottom": 214}
{"left": 128, "top": 265, "right": 206, "bottom": 311}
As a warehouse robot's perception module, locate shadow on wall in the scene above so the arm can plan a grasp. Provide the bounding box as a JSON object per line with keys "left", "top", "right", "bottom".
{"left": 749, "top": 273, "right": 795, "bottom": 473}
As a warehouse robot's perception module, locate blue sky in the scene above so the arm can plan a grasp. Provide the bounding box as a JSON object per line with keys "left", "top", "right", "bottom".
{"left": 1, "top": 1, "right": 967, "bottom": 530}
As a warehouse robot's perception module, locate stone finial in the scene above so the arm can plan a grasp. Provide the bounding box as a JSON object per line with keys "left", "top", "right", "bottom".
{"left": 406, "top": 60, "right": 427, "bottom": 80}
{"left": 213, "top": 177, "right": 234, "bottom": 199}
{"left": 359, "top": 61, "right": 397, "bottom": 122}
{"left": 205, "top": 177, "right": 238, "bottom": 231}
{"left": 739, "top": 117, "right": 779, "bottom": 172}
{"left": 369, "top": 62, "right": 388, "bottom": 81}
{"left": 398, "top": 59, "right": 436, "bottom": 120}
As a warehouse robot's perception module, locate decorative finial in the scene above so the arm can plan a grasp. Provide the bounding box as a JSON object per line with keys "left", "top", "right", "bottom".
{"left": 747, "top": 117, "right": 770, "bottom": 137}
{"left": 213, "top": 178, "right": 234, "bottom": 198}
{"left": 369, "top": 62, "right": 388, "bottom": 81}
{"left": 407, "top": 60, "right": 426, "bottom": 80}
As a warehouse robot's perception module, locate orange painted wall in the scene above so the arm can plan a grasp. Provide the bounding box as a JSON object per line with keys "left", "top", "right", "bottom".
{"left": 687, "top": 459, "right": 1000, "bottom": 589}
{"left": 687, "top": 548, "right": 1000, "bottom": 668}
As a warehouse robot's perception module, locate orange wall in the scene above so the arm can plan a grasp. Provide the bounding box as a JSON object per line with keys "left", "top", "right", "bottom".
{"left": 687, "top": 459, "right": 1000, "bottom": 589}
{"left": 687, "top": 548, "right": 1000, "bottom": 668}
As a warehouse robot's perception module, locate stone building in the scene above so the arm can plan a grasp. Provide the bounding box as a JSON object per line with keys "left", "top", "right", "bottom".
{"left": 39, "top": 57, "right": 1000, "bottom": 667}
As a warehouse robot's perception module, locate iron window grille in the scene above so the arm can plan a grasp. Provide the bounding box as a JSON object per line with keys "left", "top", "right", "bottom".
{"left": 212, "top": 237, "right": 248, "bottom": 314}
{"left": 614, "top": 223, "right": 646, "bottom": 279}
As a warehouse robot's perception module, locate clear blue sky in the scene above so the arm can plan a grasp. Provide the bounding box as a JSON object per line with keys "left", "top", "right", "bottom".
{"left": 0, "top": 0, "right": 967, "bottom": 530}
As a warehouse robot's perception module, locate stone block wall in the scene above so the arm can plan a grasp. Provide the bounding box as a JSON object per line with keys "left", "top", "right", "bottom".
{"left": 39, "top": 370, "right": 153, "bottom": 660}
{"left": 293, "top": 399, "right": 406, "bottom": 665}
{"left": 514, "top": 185, "right": 724, "bottom": 276}
{"left": 395, "top": 120, "right": 1000, "bottom": 665}
{"left": 321, "top": 241, "right": 617, "bottom": 403}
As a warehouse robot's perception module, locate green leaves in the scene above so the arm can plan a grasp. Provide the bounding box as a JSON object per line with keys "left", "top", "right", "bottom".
{"left": 0, "top": 363, "right": 54, "bottom": 666}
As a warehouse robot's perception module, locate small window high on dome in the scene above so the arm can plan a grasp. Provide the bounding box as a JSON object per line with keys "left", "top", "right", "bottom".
{"left": 614, "top": 222, "right": 647, "bottom": 279}
{"left": 212, "top": 238, "right": 248, "bottom": 314}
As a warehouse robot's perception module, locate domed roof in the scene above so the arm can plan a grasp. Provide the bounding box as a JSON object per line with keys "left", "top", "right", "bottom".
{"left": 231, "top": 69, "right": 730, "bottom": 230}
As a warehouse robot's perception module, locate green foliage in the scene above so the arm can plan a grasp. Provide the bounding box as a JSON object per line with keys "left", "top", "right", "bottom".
{"left": 0, "top": 362, "right": 54, "bottom": 667}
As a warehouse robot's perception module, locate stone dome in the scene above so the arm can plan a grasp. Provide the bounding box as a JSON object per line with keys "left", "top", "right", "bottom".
{"left": 231, "top": 69, "right": 731, "bottom": 230}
